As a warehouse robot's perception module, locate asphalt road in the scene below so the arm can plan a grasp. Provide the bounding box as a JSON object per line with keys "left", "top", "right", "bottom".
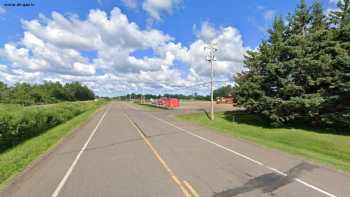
{"left": 1, "top": 102, "right": 350, "bottom": 197}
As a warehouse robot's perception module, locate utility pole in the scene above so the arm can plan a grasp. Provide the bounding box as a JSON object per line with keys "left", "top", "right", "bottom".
{"left": 204, "top": 44, "right": 218, "bottom": 121}
{"left": 141, "top": 86, "right": 145, "bottom": 104}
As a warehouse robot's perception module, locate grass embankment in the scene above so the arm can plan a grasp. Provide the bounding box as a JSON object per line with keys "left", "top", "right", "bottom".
{"left": 177, "top": 111, "right": 350, "bottom": 172}
{"left": 0, "top": 100, "right": 108, "bottom": 187}
{"left": 0, "top": 101, "right": 106, "bottom": 151}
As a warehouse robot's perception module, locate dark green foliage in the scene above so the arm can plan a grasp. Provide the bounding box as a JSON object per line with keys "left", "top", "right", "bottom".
{"left": 213, "top": 85, "right": 235, "bottom": 98}
{"left": 0, "top": 81, "right": 95, "bottom": 105}
{"left": 0, "top": 101, "right": 104, "bottom": 152}
{"left": 287, "top": 0, "right": 310, "bottom": 36}
{"left": 64, "top": 82, "right": 95, "bottom": 101}
{"left": 310, "top": 0, "right": 327, "bottom": 32}
{"left": 235, "top": 0, "right": 350, "bottom": 129}
{"left": 0, "top": 82, "right": 10, "bottom": 103}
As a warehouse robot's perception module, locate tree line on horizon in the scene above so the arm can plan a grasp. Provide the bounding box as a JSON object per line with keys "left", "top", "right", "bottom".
{"left": 118, "top": 93, "right": 210, "bottom": 101}
{"left": 0, "top": 81, "right": 95, "bottom": 106}
{"left": 118, "top": 86, "right": 237, "bottom": 101}
{"left": 234, "top": 0, "right": 350, "bottom": 129}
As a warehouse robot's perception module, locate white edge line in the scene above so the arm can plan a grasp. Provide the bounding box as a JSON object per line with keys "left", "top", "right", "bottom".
{"left": 51, "top": 106, "right": 110, "bottom": 197}
{"left": 266, "top": 166, "right": 287, "bottom": 176}
{"left": 295, "top": 178, "right": 337, "bottom": 197}
{"left": 151, "top": 115, "right": 264, "bottom": 166}
{"left": 149, "top": 114, "right": 338, "bottom": 197}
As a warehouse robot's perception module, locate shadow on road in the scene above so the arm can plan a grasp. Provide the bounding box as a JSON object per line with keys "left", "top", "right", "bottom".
{"left": 212, "top": 162, "right": 317, "bottom": 197}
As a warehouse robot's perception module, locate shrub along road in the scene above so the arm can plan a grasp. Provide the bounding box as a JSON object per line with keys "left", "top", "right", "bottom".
{"left": 1, "top": 102, "right": 350, "bottom": 197}
{"left": 0, "top": 101, "right": 108, "bottom": 188}
{"left": 0, "top": 101, "right": 105, "bottom": 152}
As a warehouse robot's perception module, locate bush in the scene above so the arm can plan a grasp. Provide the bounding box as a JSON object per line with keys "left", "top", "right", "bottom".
{"left": 0, "top": 101, "right": 105, "bottom": 152}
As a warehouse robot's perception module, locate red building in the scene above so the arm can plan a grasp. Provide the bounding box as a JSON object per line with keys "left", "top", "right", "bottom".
{"left": 156, "top": 98, "right": 180, "bottom": 108}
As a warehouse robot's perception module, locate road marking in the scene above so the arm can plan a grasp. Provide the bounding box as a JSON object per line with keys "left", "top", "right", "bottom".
{"left": 51, "top": 106, "right": 110, "bottom": 197}
{"left": 266, "top": 166, "right": 287, "bottom": 176}
{"left": 149, "top": 114, "right": 337, "bottom": 197}
{"left": 151, "top": 114, "right": 264, "bottom": 167}
{"left": 183, "top": 181, "right": 200, "bottom": 197}
{"left": 124, "top": 113, "right": 192, "bottom": 197}
{"left": 295, "top": 178, "right": 336, "bottom": 197}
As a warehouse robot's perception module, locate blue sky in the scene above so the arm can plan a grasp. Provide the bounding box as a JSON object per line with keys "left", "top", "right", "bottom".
{"left": 0, "top": 0, "right": 338, "bottom": 96}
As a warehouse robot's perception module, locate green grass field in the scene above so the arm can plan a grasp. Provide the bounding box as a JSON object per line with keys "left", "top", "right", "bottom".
{"left": 177, "top": 112, "right": 350, "bottom": 172}
{"left": 0, "top": 101, "right": 108, "bottom": 188}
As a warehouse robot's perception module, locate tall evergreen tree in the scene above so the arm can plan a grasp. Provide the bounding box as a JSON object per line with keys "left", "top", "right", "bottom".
{"left": 288, "top": 0, "right": 310, "bottom": 36}
{"left": 284, "top": 0, "right": 312, "bottom": 94}
{"left": 310, "top": 0, "right": 327, "bottom": 32}
{"left": 323, "top": 0, "right": 350, "bottom": 127}
{"left": 235, "top": 0, "right": 349, "bottom": 128}
{"left": 265, "top": 16, "right": 287, "bottom": 96}
{"left": 330, "top": 0, "right": 350, "bottom": 28}
{"left": 235, "top": 17, "right": 290, "bottom": 125}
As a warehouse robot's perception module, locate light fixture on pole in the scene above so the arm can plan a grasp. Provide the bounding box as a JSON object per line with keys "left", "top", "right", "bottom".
{"left": 204, "top": 44, "right": 218, "bottom": 121}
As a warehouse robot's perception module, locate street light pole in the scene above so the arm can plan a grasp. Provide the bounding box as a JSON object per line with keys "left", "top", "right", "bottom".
{"left": 205, "top": 44, "right": 218, "bottom": 121}
{"left": 210, "top": 57, "right": 214, "bottom": 120}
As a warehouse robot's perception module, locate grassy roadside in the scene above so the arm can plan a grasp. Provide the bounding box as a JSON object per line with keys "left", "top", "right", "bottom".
{"left": 0, "top": 101, "right": 108, "bottom": 188}
{"left": 177, "top": 112, "right": 350, "bottom": 172}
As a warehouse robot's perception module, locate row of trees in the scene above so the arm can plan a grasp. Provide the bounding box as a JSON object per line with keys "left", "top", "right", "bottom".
{"left": 118, "top": 93, "right": 210, "bottom": 101}
{"left": 0, "top": 81, "right": 95, "bottom": 105}
{"left": 118, "top": 86, "right": 235, "bottom": 102}
{"left": 234, "top": 0, "right": 350, "bottom": 128}
{"left": 213, "top": 85, "right": 235, "bottom": 98}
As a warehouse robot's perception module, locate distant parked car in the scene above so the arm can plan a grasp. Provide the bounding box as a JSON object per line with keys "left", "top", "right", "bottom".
{"left": 216, "top": 96, "right": 233, "bottom": 104}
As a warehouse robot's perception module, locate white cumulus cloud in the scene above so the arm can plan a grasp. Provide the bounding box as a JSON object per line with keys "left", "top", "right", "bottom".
{"left": 142, "top": 0, "right": 182, "bottom": 21}
{"left": 0, "top": 7, "right": 246, "bottom": 96}
{"left": 122, "top": 0, "right": 138, "bottom": 8}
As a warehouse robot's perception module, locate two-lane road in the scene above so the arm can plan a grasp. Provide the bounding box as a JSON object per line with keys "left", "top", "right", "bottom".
{"left": 1, "top": 102, "right": 350, "bottom": 197}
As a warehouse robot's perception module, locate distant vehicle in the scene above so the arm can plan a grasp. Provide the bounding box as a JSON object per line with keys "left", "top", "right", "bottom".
{"left": 216, "top": 96, "right": 234, "bottom": 104}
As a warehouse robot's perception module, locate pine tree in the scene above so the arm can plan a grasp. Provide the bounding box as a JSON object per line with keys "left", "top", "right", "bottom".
{"left": 284, "top": 0, "right": 311, "bottom": 92}
{"left": 234, "top": 0, "right": 349, "bottom": 128}
{"left": 330, "top": 0, "right": 350, "bottom": 28}
{"left": 235, "top": 45, "right": 266, "bottom": 113}
{"left": 265, "top": 16, "right": 287, "bottom": 97}
{"left": 288, "top": 0, "right": 310, "bottom": 36}
{"left": 310, "top": 0, "right": 327, "bottom": 32}
{"left": 323, "top": 0, "right": 350, "bottom": 127}
{"left": 235, "top": 17, "right": 290, "bottom": 125}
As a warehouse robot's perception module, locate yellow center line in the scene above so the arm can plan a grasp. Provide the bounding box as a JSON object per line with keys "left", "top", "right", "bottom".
{"left": 124, "top": 112, "right": 192, "bottom": 197}
{"left": 183, "top": 181, "right": 200, "bottom": 197}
